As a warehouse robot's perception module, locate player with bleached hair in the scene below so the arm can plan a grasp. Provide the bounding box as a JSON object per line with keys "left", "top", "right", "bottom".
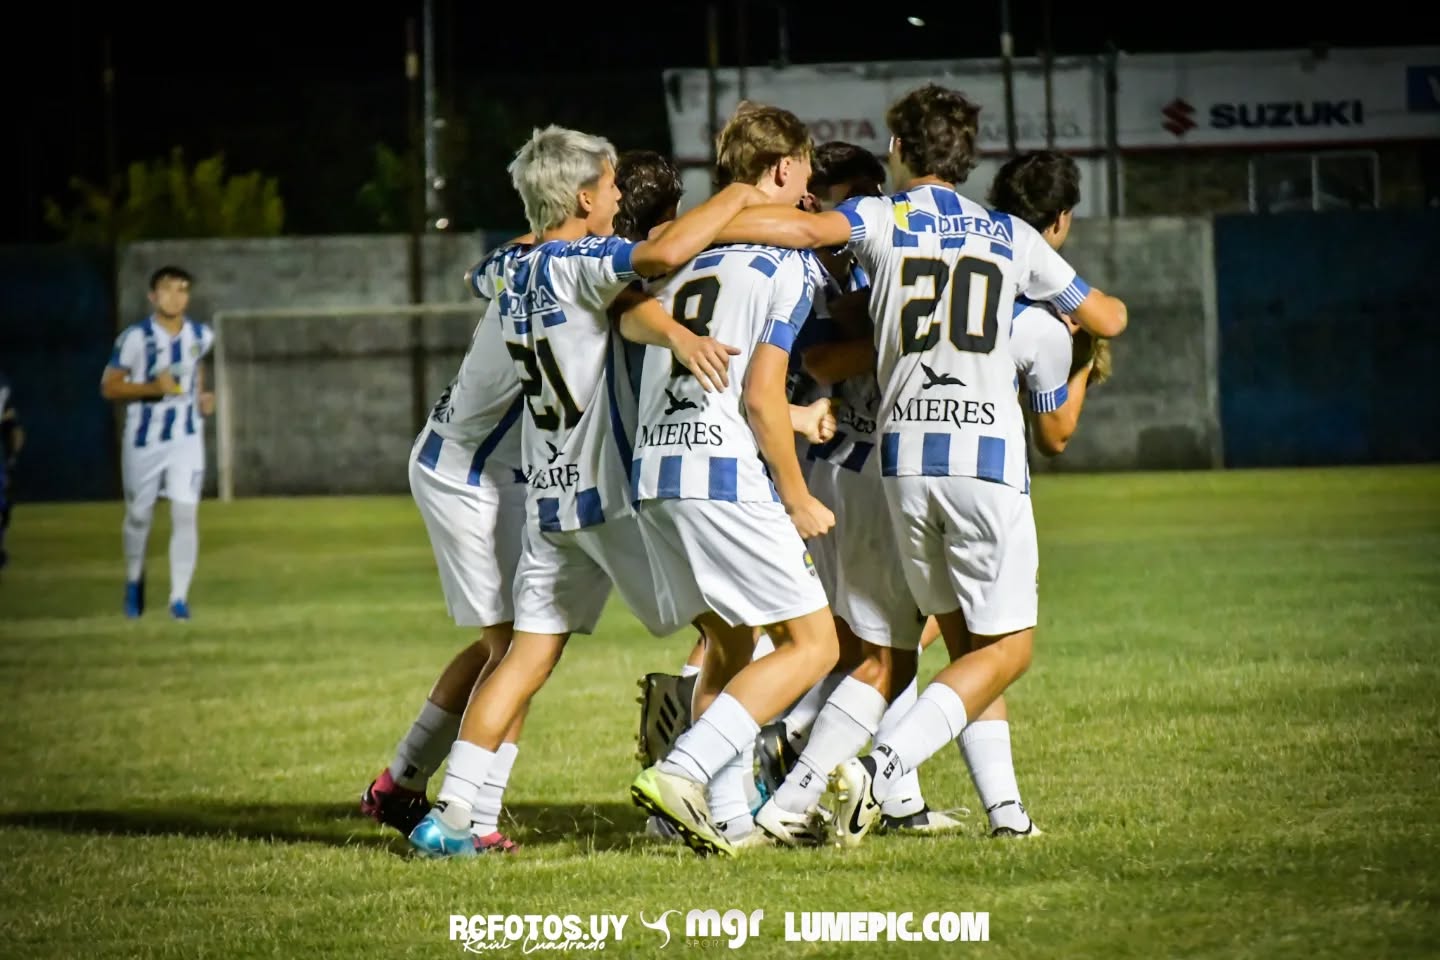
{"left": 100, "top": 266, "right": 215, "bottom": 621}
{"left": 709, "top": 84, "right": 1128, "bottom": 846}
{"left": 407, "top": 125, "right": 767, "bottom": 858}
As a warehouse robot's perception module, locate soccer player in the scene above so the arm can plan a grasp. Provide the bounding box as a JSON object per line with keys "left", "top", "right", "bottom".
{"left": 408, "top": 125, "right": 766, "bottom": 858}
{"left": 627, "top": 103, "right": 845, "bottom": 856}
{"left": 360, "top": 232, "right": 535, "bottom": 851}
{"left": 0, "top": 369, "right": 21, "bottom": 573}
{"left": 714, "top": 85, "right": 1128, "bottom": 846}
{"left": 100, "top": 266, "right": 216, "bottom": 620}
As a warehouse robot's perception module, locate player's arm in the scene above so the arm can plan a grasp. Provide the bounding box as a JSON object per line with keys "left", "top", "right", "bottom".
{"left": 195, "top": 364, "right": 216, "bottom": 416}
{"left": 801, "top": 338, "right": 875, "bottom": 386}
{"left": 747, "top": 345, "right": 833, "bottom": 538}
{"left": 610, "top": 285, "right": 738, "bottom": 392}
{"left": 0, "top": 401, "right": 22, "bottom": 466}
{"left": 1021, "top": 226, "right": 1128, "bottom": 339}
{"left": 713, "top": 205, "right": 854, "bottom": 249}
{"left": 100, "top": 332, "right": 176, "bottom": 402}
{"left": 789, "top": 398, "right": 836, "bottom": 445}
{"left": 1024, "top": 313, "right": 1095, "bottom": 456}
{"left": 629, "top": 183, "right": 767, "bottom": 278}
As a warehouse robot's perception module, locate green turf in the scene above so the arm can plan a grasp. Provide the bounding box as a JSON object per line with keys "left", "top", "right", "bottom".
{"left": 1, "top": 466, "right": 1438, "bottom": 958}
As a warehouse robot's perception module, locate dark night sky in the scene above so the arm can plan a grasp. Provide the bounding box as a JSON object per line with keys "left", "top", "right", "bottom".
{"left": 10, "top": 0, "right": 1433, "bottom": 242}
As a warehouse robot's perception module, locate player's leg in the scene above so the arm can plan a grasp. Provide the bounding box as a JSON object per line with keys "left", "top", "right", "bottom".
{"left": 828, "top": 477, "right": 1039, "bottom": 845}
{"left": 120, "top": 445, "right": 164, "bottom": 617}
{"left": 877, "top": 615, "right": 959, "bottom": 830}
{"left": 634, "top": 500, "right": 837, "bottom": 855}
{"left": 163, "top": 440, "right": 204, "bottom": 619}
{"left": 941, "top": 625, "right": 1037, "bottom": 837}
{"left": 411, "top": 525, "right": 607, "bottom": 858}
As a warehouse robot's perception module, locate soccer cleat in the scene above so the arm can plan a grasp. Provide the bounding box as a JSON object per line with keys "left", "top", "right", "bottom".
{"left": 124, "top": 578, "right": 145, "bottom": 618}
{"left": 635, "top": 672, "right": 697, "bottom": 767}
{"left": 644, "top": 815, "right": 685, "bottom": 844}
{"left": 753, "top": 721, "right": 799, "bottom": 802}
{"left": 880, "top": 806, "right": 968, "bottom": 834}
{"left": 987, "top": 801, "right": 1043, "bottom": 838}
{"left": 472, "top": 830, "right": 520, "bottom": 854}
{"left": 169, "top": 599, "right": 190, "bottom": 621}
{"left": 361, "top": 768, "right": 432, "bottom": 837}
{"left": 408, "top": 804, "right": 478, "bottom": 859}
{"left": 629, "top": 765, "right": 734, "bottom": 858}
{"left": 754, "top": 799, "right": 824, "bottom": 847}
{"left": 823, "top": 756, "right": 882, "bottom": 848}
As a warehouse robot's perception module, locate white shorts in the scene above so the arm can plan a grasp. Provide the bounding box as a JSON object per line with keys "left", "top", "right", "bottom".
{"left": 122, "top": 438, "right": 205, "bottom": 508}
{"left": 809, "top": 461, "right": 924, "bottom": 649}
{"left": 637, "top": 498, "right": 829, "bottom": 629}
{"left": 512, "top": 512, "right": 679, "bottom": 638}
{"left": 408, "top": 453, "right": 526, "bottom": 629}
{"left": 883, "top": 475, "right": 1038, "bottom": 636}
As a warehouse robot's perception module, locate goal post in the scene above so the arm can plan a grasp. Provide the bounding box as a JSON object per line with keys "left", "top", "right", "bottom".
{"left": 211, "top": 302, "right": 488, "bottom": 502}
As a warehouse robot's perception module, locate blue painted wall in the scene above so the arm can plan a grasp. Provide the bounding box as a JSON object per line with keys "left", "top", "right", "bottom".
{"left": 1214, "top": 210, "right": 1440, "bottom": 468}
{"left": 0, "top": 246, "right": 119, "bottom": 501}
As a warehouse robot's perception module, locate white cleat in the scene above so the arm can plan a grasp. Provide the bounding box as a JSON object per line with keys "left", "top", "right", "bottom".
{"left": 880, "top": 806, "right": 969, "bottom": 834}
{"left": 988, "top": 801, "right": 1043, "bottom": 838}
{"left": 823, "top": 757, "right": 882, "bottom": 849}
{"left": 754, "top": 799, "right": 824, "bottom": 847}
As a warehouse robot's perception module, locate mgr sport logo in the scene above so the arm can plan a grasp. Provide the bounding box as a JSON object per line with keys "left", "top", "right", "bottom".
{"left": 450, "top": 909, "right": 988, "bottom": 951}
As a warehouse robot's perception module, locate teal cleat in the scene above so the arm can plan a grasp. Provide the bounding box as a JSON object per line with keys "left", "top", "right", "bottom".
{"left": 408, "top": 805, "right": 478, "bottom": 859}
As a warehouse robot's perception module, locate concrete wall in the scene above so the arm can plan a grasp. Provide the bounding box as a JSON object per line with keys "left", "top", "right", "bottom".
{"left": 118, "top": 219, "right": 1220, "bottom": 497}
{"left": 1028, "top": 216, "right": 1222, "bottom": 475}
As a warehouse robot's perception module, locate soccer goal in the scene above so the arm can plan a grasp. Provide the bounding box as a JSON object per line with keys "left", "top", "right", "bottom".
{"left": 211, "top": 303, "right": 488, "bottom": 501}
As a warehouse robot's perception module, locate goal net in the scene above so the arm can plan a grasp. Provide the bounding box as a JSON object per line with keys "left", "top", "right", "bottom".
{"left": 211, "top": 303, "right": 488, "bottom": 501}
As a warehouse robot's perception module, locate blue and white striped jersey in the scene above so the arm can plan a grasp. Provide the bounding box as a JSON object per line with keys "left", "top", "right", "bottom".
{"left": 498, "top": 235, "right": 640, "bottom": 532}
{"left": 633, "top": 244, "right": 816, "bottom": 504}
{"left": 838, "top": 184, "right": 1090, "bottom": 491}
{"left": 1010, "top": 297, "right": 1073, "bottom": 414}
{"left": 106, "top": 316, "right": 215, "bottom": 449}
{"left": 415, "top": 242, "right": 530, "bottom": 482}
{"left": 806, "top": 260, "right": 881, "bottom": 475}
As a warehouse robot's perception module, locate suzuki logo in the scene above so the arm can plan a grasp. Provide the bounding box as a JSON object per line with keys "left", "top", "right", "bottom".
{"left": 1162, "top": 98, "right": 1197, "bottom": 137}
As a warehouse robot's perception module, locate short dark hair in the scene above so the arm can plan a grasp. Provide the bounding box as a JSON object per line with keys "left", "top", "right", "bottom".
{"left": 149, "top": 265, "right": 193, "bottom": 290}
{"left": 987, "top": 151, "right": 1081, "bottom": 232}
{"left": 885, "top": 84, "right": 981, "bottom": 185}
{"left": 614, "top": 150, "right": 684, "bottom": 241}
{"left": 809, "top": 141, "right": 886, "bottom": 195}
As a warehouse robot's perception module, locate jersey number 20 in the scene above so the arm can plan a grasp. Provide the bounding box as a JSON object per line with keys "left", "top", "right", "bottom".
{"left": 899, "top": 256, "right": 1002, "bottom": 356}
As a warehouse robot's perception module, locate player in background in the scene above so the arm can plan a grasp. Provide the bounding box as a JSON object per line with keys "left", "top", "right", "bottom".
{"left": 409, "top": 125, "right": 763, "bottom": 858}
{"left": 628, "top": 103, "right": 843, "bottom": 856}
{"left": 755, "top": 141, "right": 968, "bottom": 840}
{"left": 100, "top": 266, "right": 216, "bottom": 620}
{"left": 359, "top": 232, "right": 535, "bottom": 851}
{"left": 708, "top": 85, "right": 1128, "bottom": 845}
{"left": 0, "top": 370, "right": 21, "bottom": 574}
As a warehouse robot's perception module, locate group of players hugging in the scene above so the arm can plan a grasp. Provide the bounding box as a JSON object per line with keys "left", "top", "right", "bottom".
{"left": 359, "top": 82, "right": 1127, "bottom": 858}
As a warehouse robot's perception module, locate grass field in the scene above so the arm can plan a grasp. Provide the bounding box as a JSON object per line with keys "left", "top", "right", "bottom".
{"left": 2, "top": 466, "right": 1438, "bottom": 958}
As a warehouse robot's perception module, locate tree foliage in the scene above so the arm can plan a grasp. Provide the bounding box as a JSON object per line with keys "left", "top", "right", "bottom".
{"left": 45, "top": 148, "right": 285, "bottom": 243}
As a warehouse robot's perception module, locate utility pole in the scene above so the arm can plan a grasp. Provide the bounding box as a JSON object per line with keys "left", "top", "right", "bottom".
{"left": 1000, "top": 0, "right": 1018, "bottom": 155}
{"left": 406, "top": 18, "right": 427, "bottom": 433}
{"left": 1042, "top": 0, "right": 1055, "bottom": 148}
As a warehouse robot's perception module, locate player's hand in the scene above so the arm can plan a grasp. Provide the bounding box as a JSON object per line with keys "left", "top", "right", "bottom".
{"left": 671, "top": 330, "right": 741, "bottom": 392}
{"left": 152, "top": 371, "right": 179, "bottom": 395}
{"left": 795, "top": 398, "right": 838, "bottom": 444}
{"left": 784, "top": 493, "right": 835, "bottom": 540}
{"left": 199, "top": 392, "right": 216, "bottom": 415}
{"left": 1058, "top": 312, "right": 1081, "bottom": 335}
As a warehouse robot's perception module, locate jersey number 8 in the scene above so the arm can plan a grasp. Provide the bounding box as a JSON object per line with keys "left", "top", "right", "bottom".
{"left": 899, "top": 256, "right": 1003, "bottom": 356}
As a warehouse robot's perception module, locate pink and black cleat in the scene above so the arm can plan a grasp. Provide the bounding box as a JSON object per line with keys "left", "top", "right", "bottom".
{"left": 472, "top": 831, "right": 520, "bottom": 855}
{"left": 361, "top": 768, "right": 432, "bottom": 837}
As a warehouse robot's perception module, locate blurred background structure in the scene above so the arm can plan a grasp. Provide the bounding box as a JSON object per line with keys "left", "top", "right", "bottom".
{"left": 3, "top": 0, "right": 1437, "bottom": 500}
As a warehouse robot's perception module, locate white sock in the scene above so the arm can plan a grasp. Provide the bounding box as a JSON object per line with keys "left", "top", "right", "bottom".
{"left": 782, "top": 669, "right": 846, "bottom": 751}
{"left": 388, "top": 700, "right": 462, "bottom": 790}
{"left": 680, "top": 663, "right": 701, "bottom": 679}
{"left": 658, "top": 693, "right": 758, "bottom": 784}
{"left": 871, "top": 682, "right": 969, "bottom": 802}
{"left": 123, "top": 500, "right": 153, "bottom": 582}
{"left": 708, "top": 745, "right": 756, "bottom": 839}
{"left": 877, "top": 679, "right": 926, "bottom": 818}
{"left": 960, "top": 720, "right": 1029, "bottom": 831}
{"left": 435, "top": 740, "right": 496, "bottom": 827}
{"left": 774, "top": 677, "right": 887, "bottom": 814}
{"left": 471, "top": 741, "right": 519, "bottom": 836}
{"left": 752, "top": 632, "right": 776, "bottom": 659}
{"left": 168, "top": 501, "right": 198, "bottom": 602}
